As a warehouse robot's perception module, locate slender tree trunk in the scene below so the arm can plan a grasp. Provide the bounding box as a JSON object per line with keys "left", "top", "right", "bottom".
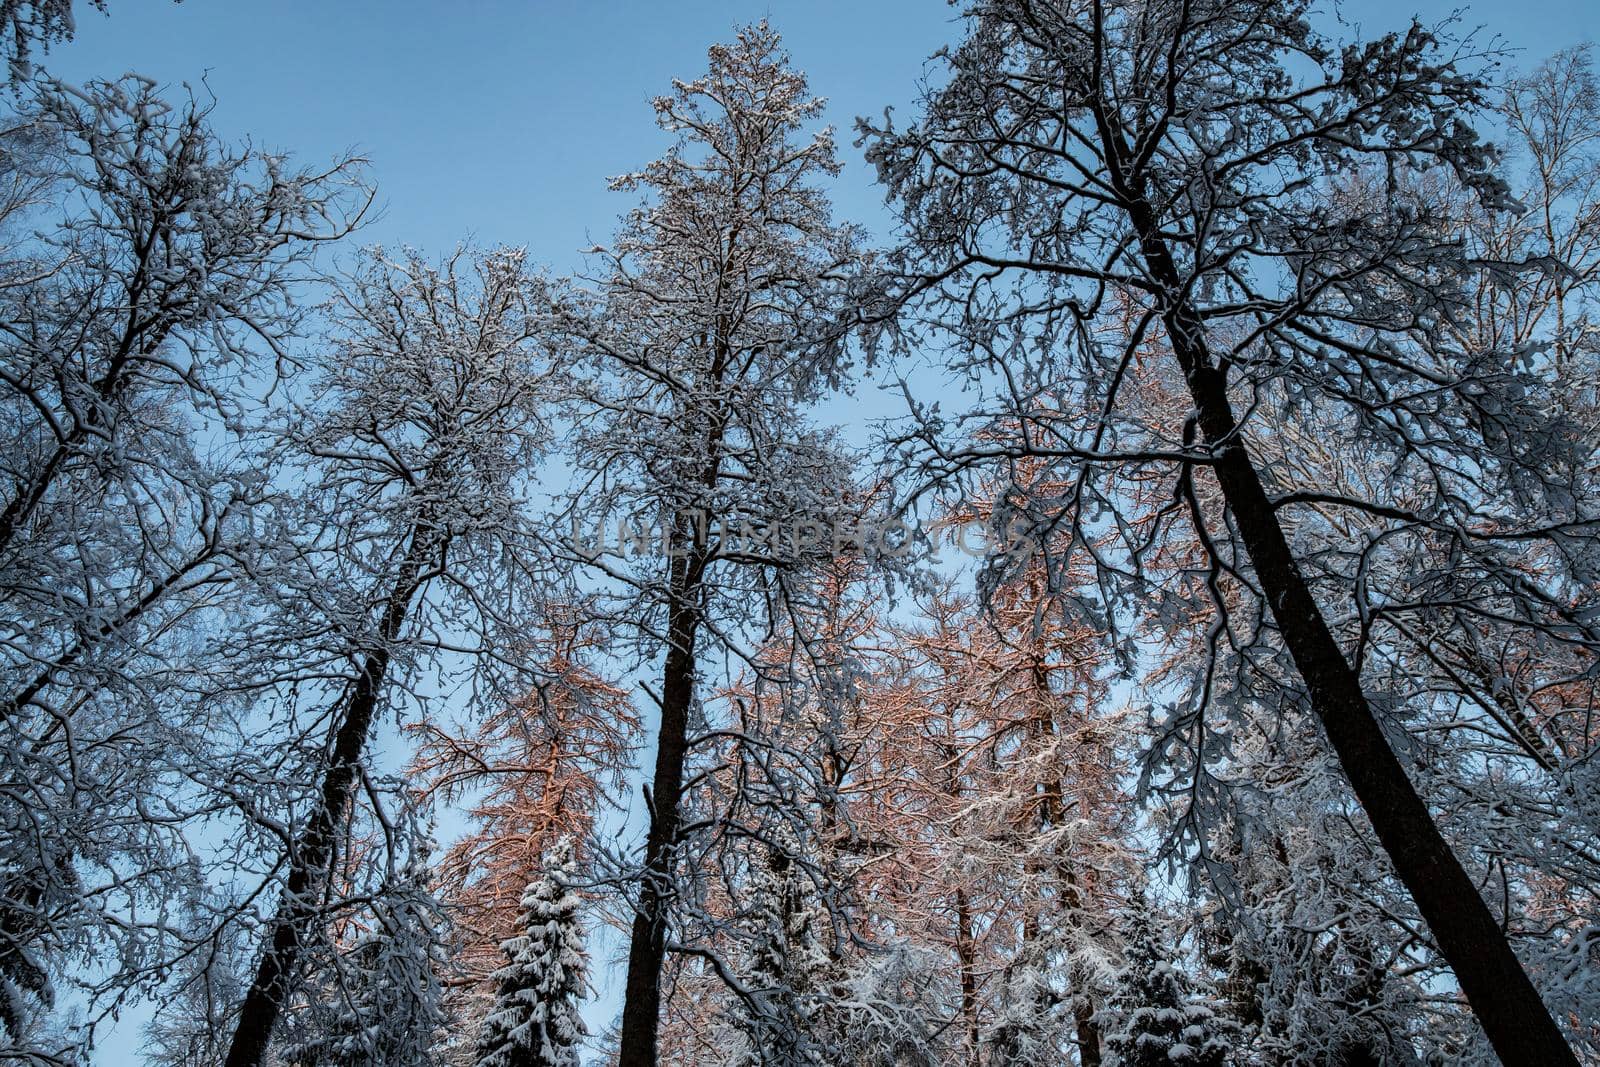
{"left": 1073, "top": 998, "right": 1103, "bottom": 1067}
{"left": 617, "top": 548, "right": 704, "bottom": 1067}
{"left": 223, "top": 522, "right": 441, "bottom": 1067}
{"left": 955, "top": 887, "right": 981, "bottom": 1067}
{"left": 1056, "top": 857, "right": 1105, "bottom": 1067}
{"left": 1113, "top": 168, "right": 1577, "bottom": 1063}
{"left": 617, "top": 320, "right": 732, "bottom": 1063}
{"left": 1026, "top": 656, "right": 1103, "bottom": 1067}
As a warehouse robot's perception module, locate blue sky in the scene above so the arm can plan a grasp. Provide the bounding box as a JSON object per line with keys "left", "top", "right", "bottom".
{"left": 44, "top": 0, "right": 1599, "bottom": 276}
{"left": 31, "top": 0, "right": 1600, "bottom": 1061}
{"left": 43, "top": 0, "right": 1600, "bottom": 436}
{"left": 47, "top": 1, "right": 959, "bottom": 270}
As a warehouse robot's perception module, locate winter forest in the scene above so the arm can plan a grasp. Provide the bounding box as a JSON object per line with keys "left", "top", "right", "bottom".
{"left": 2, "top": 0, "right": 1599, "bottom": 1063}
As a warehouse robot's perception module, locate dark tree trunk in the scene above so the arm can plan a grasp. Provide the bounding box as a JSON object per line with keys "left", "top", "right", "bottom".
{"left": 1027, "top": 661, "right": 1104, "bottom": 1067}
{"left": 1074, "top": 999, "right": 1104, "bottom": 1067}
{"left": 955, "top": 887, "right": 981, "bottom": 1067}
{"left": 1115, "top": 174, "right": 1577, "bottom": 1063}
{"left": 223, "top": 522, "right": 441, "bottom": 1067}
{"left": 617, "top": 549, "right": 704, "bottom": 1067}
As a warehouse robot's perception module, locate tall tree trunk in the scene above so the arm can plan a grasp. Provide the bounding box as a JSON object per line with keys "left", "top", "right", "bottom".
{"left": 617, "top": 547, "right": 705, "bottom": 1067}
{"left": 1025, "top": 653, "right": 1103, "bottom": 1067}
{"left": 1112, "top": 165, "right": 1577, "bottom": 1062}
{"left": 1073, "top": 998, "right": 1103, "bottom": 1067}
{"left": 223, "top": 522, "right": 442, "bottom": 1067}
{"left": 955, "top": 887, "right": 981, "bottom": 1067}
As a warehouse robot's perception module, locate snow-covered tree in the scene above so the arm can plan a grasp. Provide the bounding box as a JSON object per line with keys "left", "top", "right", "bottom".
{"left": 221, "top": 247, "right": 556, "bottom": 1067}
{"left": 722, "top": 840, "right": 832, "bottom": 1067}
{"left": 0, "top": 0, "right": 179, "bottom": 82}
{"left": 1, "top": 0, "right": 97, "bottom": 79}
{"left": 4, "top": 13, "right": 1597, "bottom": 1067}
{"left": 673, "top": 830, "right": 947, "bottom": 1067}
{"left": 810, "top": 551, "right": 1134, "bottom": 1067}
{"left": 475, "top": 839, "right": 588, "bottom": 1067}
{"left": 650, "top": 549, "right": 958, "bottom": 1067}
{"left": 1186, "top": 710, "right": 1444, "bottom": 1064}
{"left": 1154, "top": 43, "right": 1600, "bottom": 1063}
{"left": 949, "top": 460, "right": 1136, "bottom": 1067}
{"left": 0, "top": 76, "right": 362, "bottom": 1057}
{"left": 863, "top": 1, "right": 1594, "bottom": 1058}
{"left": 140, "top": 910, "right": 255, "bottom": 1067}
{"left": 986, "top": 939, "right": 1074, "bottom": 1067}
{"left": 280, "top": 854, "right": 449, "bottom": 1067}
{"left": 1103, "top": 902, "right": 1237, "bottom": 1067}
{"left": 551, "top": 22, "right": 870, "bottom": 1063}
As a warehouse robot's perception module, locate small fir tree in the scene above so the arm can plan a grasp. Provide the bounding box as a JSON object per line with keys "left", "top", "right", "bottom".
{"left": 475, "top": 839, "right": 588, "bottom": 1067}
{"left": 1104, "top": 901, "right": 1237, "bottom": 1067}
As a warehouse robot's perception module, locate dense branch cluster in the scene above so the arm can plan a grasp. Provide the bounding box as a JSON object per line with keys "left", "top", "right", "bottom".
{"left": 0, "top": 5, "right": 1597, "bottom": 1067}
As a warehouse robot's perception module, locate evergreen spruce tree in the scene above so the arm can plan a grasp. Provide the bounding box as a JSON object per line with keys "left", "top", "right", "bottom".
{"left": 1104, "top": 901, "right": 1237, "bottom": 1067}
{"left": 475, "top": 839, "right": 588, "bottom": 1067}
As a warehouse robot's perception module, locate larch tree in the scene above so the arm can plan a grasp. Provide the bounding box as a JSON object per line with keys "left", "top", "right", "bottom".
{"left": 553, "top": 22, "right": 868, "bottom": 1063}
{"left": 848, "top": 585, "right": 1004, "bottom": 1065}
{"left": 848, "top": 566, "right": 1134, "bottom": 1067}
{"left": 649, "top": 545, "right": 951, "bottom": 1067}
{"left": 946, "top": 461, "right": 1136, "bottom": 1067}
{"left": 863, "top": 0, "right": 1595, "bottom": 1059}
{"left": 409, "top": 608, "right": 636, "bottom": 1034}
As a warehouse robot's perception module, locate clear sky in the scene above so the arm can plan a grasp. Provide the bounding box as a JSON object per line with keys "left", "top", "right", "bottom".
{"left": 42, "top": 0, "right": 1600, "bottom": 276}
{"left": 29, "top": 0, "right": 1600, "bottom": 1061}
{"left": 45, "top": 1, "right": 961, "bottom": 270}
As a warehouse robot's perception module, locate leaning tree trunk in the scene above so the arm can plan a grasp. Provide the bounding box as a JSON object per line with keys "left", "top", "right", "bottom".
{"left": 223, "top": 521, "right": 443, "bottom": 1067}
{"left": 1112, "top": 165, "right": 1577, "bottom": 1063}
{"left": 617, "top": 545, "right": 706, "bottom": 1067}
